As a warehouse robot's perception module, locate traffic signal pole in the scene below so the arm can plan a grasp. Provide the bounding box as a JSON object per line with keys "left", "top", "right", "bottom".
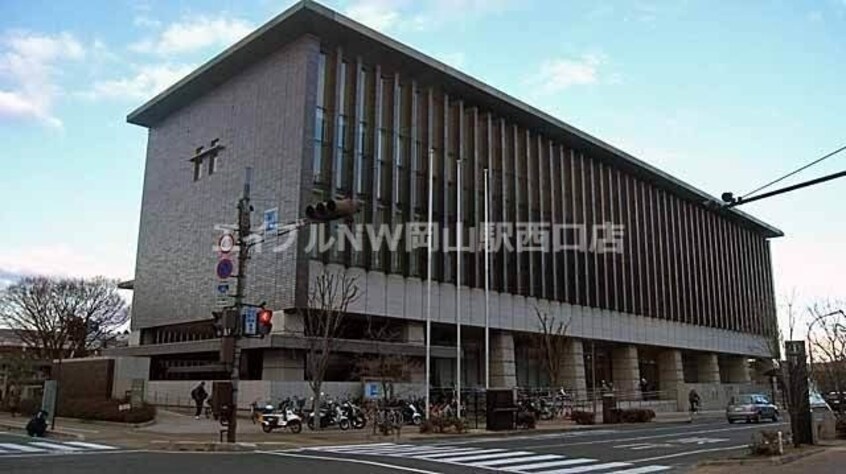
{"left": 226, "top": 167, "right": 252, "bottom": 443}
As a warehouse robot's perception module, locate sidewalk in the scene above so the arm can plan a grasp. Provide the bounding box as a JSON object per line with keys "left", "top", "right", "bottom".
{"left": 693, "top": 445, "right": 846, "bottom": 474}
{"left": 0, "top": 408, "right": 724, "bottom": 451}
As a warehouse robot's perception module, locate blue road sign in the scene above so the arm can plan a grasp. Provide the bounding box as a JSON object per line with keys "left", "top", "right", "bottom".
{"left": 264, "top": 208, "right": 278, "bottom": 232}
{"left": 216, "top": 281, "right": 231, "bottom": 295}
{"left": 216, "top": 259, "right": 234, "bottom": 279}
{"left": 242, "top": 307, "right": 257, "bottom": 336}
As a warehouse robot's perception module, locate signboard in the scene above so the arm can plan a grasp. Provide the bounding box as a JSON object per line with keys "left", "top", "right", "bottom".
{"left": 216, "top": 296, "right": 235, "bottom": 308}
{"left": 363, "top": 381, "right": 382, "bottom": 400}
{"left": 218, "top": 234, "right": 235, "bottom": 253}
{"left": 216, "top": 259, "right": 234, "bottom": 279}
{"left": 41, "top": 380, "right": 57, "bottom": 424}
{"left": 264, "top": 208, "right": 279, "bottom": 233}
{"left": 130, "top": 379, "right": 146, "bottom": 409}
{"left": 216, "top": 281, "right": 231, "bottom": 296}
{"left": 242, "top": 307, "right": 258, "bottom": 336}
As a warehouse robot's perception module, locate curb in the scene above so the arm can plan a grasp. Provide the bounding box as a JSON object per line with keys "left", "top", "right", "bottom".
{"left": 150, "top": 440, "right": 259, "bottom": 452}
{"left": 0, "top": 422, "right": 83, "bottom": 441}
{"left": 697, "top": 447, "right": 826, "bottom": 467}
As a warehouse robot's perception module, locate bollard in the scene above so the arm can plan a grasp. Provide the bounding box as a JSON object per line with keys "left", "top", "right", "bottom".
{"left": 778, "top": 431, "right": 784, "bottom": 455}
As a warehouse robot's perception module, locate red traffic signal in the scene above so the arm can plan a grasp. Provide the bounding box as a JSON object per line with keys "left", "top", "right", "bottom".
{"left": 257, "top": 309, "right": 273, "bottom": 336}
{"left": 305, "top": 198, "right": 360, "bottom": 222}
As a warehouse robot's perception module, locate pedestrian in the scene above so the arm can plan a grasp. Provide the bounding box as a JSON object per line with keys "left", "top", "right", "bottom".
{"left": 191, "top": 382, "right": 208, "bottom": 419}
{"left": 688, "top": 388, "right": 701, "bottom": 414}
{"left": 7, "top": 384, "right": 21, "bottom": 418}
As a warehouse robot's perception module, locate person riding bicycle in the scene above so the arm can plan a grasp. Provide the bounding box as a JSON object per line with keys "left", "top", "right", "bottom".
{"left": 688, "top": 389, "right": 701, "bottom": 413}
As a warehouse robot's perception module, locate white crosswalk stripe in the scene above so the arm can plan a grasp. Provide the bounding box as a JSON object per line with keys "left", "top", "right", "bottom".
{"left": 0, "top": 440, "right": 119, "bottom": 457}
{"left": 308, "top": 442, "right": 674, "bottom": 474}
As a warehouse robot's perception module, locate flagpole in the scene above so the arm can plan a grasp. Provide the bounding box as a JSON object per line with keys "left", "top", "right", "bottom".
{"left": 484, "top": 167, "right": 490, "bottom": 390}
{"left": 425, "top": 148, "right": 434, "bottom": 419}
{"left": 456, "top": 156, "right": 462, "bottom": 419}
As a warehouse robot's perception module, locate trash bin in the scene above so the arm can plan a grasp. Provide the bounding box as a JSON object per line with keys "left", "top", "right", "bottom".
{"left": 486, "top": 389, "right": 516, "bottom": 431}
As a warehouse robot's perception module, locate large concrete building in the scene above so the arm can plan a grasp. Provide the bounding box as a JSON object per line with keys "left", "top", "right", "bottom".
{"left": 119, "top": 1, "right": 781, "bottom": 406}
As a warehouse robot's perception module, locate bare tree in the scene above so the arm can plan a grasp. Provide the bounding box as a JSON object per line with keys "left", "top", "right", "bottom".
{"left": 301, "top": 270, "right": 359, "bottom": 428}
{"left": 533, "top": 307, "right": 571, "bottom": 388}
{"left": 807, "top": 299, "right": 846, "bottom": 404}
{"left": 780, "top": 288, "right": 802, "bottom": 342}
{"left": 0, "top": 276, "right": 129, "bottom": 360}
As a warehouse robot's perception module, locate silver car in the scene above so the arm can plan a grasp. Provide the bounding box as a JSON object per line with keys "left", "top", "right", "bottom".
{"left": 726, "top": 393, "right": 779, "bottom": 423}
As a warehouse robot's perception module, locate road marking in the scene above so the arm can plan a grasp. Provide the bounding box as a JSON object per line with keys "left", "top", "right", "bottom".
{"left": 259, "top": 451, "right": 444, "bottom": 474}
{"left": 605, "top": 466, "right": 671, "bottom": 474}
{"left": 63, "top": 441, "right": 117, "bottom": 450}
{"left": 504, "top": 458, "right": 597, "bottom": 471}
{"left": 313, "top": 442, "right": 395, "bottom": 450}
{"left": 390, "top": 447, "right": 479, "bottom": 456}
{"left": 628, "top": 444, "right": 748, "bottom": 463}
{"left": 418, "top": 448, "right": 506, "bottom": 459}
{"left": 28, "top": 441, "right": 83, "bottom": 451}
{"left": 471, "top": 454, "right": 563, "bottom": 467}
{"left": 434, "top": 430, "right": 621, "bottom": 446}
{"left": 436, "top": 451, "right": 534, "bottom": 463}
{"left": 526, "top": 422, "right": 788, "bottom": 450}
{"left": 0, "top": 443, "right": 46, "bottom": 453}
{"left": 535, "top": 462, "right": 631, "bottom": 473}
{"left": 674, "top": 437, "right": 728, "bottom": 445}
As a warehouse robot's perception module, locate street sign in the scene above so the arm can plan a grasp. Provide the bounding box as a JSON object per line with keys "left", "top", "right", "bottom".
{"left": 215, "top": 296, "right": 235, "bottom": 308}
{"left": 216, "top": 281, "right": 231, "bottom": 296}
{"left": 218, "top": 233, "right": 235, "bottom": 253}
{"left": 216, "top": 258, "right": 234, "bottom": 279}
{"left": 242, "top": 307, "right": 258, "bottom": 336}
{"left": 264, "top": 208, "right": 278, "bottom": 232}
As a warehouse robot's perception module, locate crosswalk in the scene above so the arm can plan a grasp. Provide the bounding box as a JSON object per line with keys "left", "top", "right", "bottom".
{"left": 307, "top": 442, "right": 673, "bottom": 474}
{"left": 0, "top": 440, "right": 118, "bottom": 457}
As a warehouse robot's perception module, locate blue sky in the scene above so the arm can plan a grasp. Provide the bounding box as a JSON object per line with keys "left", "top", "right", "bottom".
{"left": 1, "top": 0, "right": 844, "bottom": 333}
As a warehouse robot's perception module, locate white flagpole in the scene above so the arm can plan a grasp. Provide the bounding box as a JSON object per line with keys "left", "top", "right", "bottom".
{"left": 425, "top": 148, "right": 434, "bottom": 419}
{"left": 484, "top": 167, "right": 490, "bottom": 390}
{"left": 456, "top": 156, "right": 462, "bottom": 419}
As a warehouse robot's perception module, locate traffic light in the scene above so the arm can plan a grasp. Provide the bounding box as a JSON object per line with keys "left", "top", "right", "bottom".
{"left": 257, "top": 309, "right": 273, "bottom": 336}
{"left": 305, "top": 198, "right": 360, "bottom": 221}
{"left": 212, "top": 309, "right": 239, "bottom": 337}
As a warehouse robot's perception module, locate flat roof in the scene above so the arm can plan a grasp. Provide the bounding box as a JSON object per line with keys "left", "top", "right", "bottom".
{"left": 127, "top": 0, "right": 782, "bottom": 238}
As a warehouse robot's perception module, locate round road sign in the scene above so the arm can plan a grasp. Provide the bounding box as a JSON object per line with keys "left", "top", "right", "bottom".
{"left": 216, "top": 258, "right": 234, "bottom": 279}
{"left": 218, "top": 234, "right": 235, "bottom": 253}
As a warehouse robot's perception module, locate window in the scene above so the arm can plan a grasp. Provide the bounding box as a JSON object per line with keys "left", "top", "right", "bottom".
{"left": 334, "top": 115, "right": 347, "bottom": 190}
{"left": 314, "top": 52, "right": 328, "bottom": 184}
{"left": 207, "top": 152, "right": 217, "bottom": 175}
{"left": 193, "top": 159, "right": 202, "bottom": 181}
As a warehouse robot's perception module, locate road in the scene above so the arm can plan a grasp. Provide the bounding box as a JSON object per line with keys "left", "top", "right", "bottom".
{"left": 0, "top": 419, "right": 788, "bottom": 474}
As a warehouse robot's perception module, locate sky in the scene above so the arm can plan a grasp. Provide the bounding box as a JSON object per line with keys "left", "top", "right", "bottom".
{"left": 1, "top": 0, "right": 844, "bottom": 335}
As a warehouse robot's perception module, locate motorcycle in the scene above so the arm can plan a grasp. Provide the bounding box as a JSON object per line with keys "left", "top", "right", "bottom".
{"left": 307, "top": 399, "right": 350, "bottom": 430}
{"left": 341, "top": 401, "right": 367, "bottom": 429}
{"left": 260, "top": 401, "right": 303, "bottom": 434}
{"left": 402, "top": 401, "right": 423, "bottom": 425}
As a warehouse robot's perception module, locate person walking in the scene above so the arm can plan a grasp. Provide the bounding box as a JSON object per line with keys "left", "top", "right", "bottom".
{"left": 688, "top": 388, "right": 701, "bottom": 422}
{"left": 191, "top": 382, "right": 208, "bottom": 420}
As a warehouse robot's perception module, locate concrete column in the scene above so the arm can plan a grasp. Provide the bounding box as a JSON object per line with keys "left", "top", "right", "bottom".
{"left": 697, "top": 353, "right": 720, "bottom": 383}
{"left": 657, "top": 349, "right": 684, "bottom": 396}
{"left": 489, "top": 331, "right": 517, "bottom": 388}
{"left": 262, "top": 349, "right": 304, "bottom": 380}
{"left": 402, "top": 321, "right": 425, "bottom": 345}
{"left": 561, "top": 339, "right": 587, "bottom": 395}
{"left": 273, "top": 312, "right": 303, "bottom": 335}
{"left": 722, "top": 356, "right": 751, "bottom": 383}
{"left": 612, "top": 345, "right": 641, "bottom": 398}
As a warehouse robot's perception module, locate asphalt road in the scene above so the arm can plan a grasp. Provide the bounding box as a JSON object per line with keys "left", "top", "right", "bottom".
{"left": 0, "top": 419, "right": 789, "bottom": 474}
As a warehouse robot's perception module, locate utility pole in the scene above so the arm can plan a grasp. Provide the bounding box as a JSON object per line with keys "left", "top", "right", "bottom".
{"left": 225, "top": 167, "right": 252, "bottom": 443}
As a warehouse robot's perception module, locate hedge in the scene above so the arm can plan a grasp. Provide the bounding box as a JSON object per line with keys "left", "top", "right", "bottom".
{"left": 571, "top": 410, "right": 596, "bottom": 425}
{"left": 606, "top": 408, "right": 656, "bottom": 424}
{"left": 57, "top": 399, "right": 156, "bottom": 424}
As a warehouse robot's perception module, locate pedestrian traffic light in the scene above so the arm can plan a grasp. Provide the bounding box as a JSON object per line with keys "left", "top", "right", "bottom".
{"left": 257, "top": 309, "right": 273, "bottom": 336}
{"left": 212, "top": 309, "right": 239, "bottom": 337}
{"left": 305, "top": 198, "right": 360, "bottom": 221}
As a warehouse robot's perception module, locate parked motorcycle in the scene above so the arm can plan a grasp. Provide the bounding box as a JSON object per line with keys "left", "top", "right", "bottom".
{"left": 402, "top": 401, "right": 423, "bottom": 425}
{"left": 307, "top": 399, "right": 350, "bottom": 430}
{"left": 260, "top": 400, "right": 303, "bottom": 434}
{"left": 341, "top": 400, "right": 367, "bottom": 429}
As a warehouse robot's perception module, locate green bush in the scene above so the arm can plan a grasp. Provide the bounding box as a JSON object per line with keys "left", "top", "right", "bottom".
{"left": 58, "top": 399, "right": 156, "bottom": 423}
{"left": 418, "top": 416, "right": 466, "bottom": 434}
{"left": 606, "top": 408, "right": 655, "bottom": 424}
{"left": 571, "top": 410, "right": 596, "bottom": 425}
{"left": 750, "top": 430, "right": 783, "bottom": 456}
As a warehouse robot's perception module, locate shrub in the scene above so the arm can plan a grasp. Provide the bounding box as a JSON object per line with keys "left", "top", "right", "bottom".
{"left": 621, "top": 408, "right": 655, "bottom": 423}
{"left": 572, "top": 410, "right": 596, "bottom": 425}
{"left": 836, "top": 417, "right": 846, "bottom": 440}
{"left": 418, "top": 416, "right": 466, "bottom": 434}
{"left": 516, "top": 411, "right": 536, "bottom": 429}
{"left": 18, "top": 398, "right": 40, "bottom": 417}
{"left": 58, "top": 399, "right": 156, "bottom": 424}
{"left": 750, "top": 430, "right": 783, "bottom": 456}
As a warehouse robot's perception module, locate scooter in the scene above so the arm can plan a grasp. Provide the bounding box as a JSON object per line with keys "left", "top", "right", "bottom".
{"left": 260, "top": 403, "right": 303, "bottom": 434}
{"left": 402, "top": 400, "right": 423, "bottom": 425}
{"left": 342, "top": 400, "right": 367, "bottom": 429}
{"left": 307, "top": 399, "right": 350, "bottom": 430}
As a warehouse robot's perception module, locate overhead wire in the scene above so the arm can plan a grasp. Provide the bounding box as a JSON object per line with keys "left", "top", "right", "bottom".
{"left": 741, "top": 143, "right": 846, "bottom": 199}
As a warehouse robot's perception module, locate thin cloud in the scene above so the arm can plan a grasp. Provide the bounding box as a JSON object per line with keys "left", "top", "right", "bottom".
{"left": 343, "top": 0, "right": 514, "bottom": 32}
{"left": 129, "top": 15, "right": 253, "bottom": 55}
{"left": 85, "top": 63, "right": 195, "bottom": 101}
{"left": 0, "top": 30, "right": 86, "bottom": 128}
{"left": 526, "top": 54, "right": 604, "bottom": 95}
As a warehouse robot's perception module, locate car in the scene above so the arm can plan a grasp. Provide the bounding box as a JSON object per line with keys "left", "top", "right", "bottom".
{"left": 726, "top": 393, "right": 779, "bottom": 423}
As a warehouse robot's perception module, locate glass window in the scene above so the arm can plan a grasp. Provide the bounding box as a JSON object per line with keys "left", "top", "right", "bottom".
{"left": 334, "top": 115, "right": 347, "bottom": 190}
{"left": 193, "top": 159, "right": 202, "bottom": 181}
{"left": 355, "top": 121, "right": 368, "bottom": 195}
{"left": 207, "top": 152, "right": 217, "bottom": 176}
